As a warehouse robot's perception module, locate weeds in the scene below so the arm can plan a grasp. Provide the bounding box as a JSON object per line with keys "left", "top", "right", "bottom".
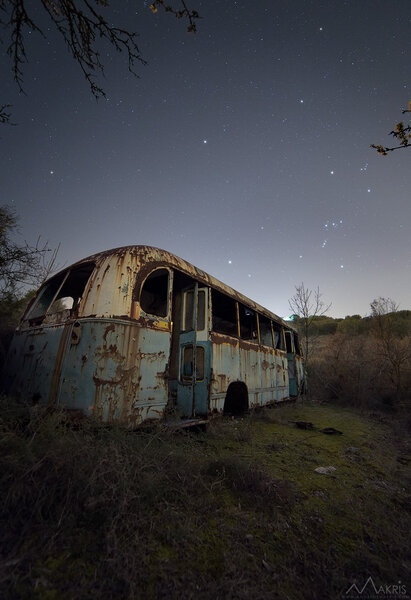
{"left": 0, "top": 397, "right": 410, "bottom": 599}
{"left": 309, "top": 333, "right": 411, "bottom": 411}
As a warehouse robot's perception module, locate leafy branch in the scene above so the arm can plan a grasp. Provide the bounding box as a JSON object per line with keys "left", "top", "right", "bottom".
{"left": 149, "top": 0, "right": 200, "bottom": 33}
{"left": 371, "top": 105, "right": 411, "bottom": 155}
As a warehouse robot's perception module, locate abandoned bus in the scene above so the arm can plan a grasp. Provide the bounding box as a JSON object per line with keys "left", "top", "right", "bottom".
{"left": 3, "top": 246, "right": 303, "bottom": 426}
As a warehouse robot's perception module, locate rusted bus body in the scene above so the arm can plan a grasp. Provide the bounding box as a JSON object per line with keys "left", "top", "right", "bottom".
{"left": 3, "top": 246, "right": 304, "bottom": 426}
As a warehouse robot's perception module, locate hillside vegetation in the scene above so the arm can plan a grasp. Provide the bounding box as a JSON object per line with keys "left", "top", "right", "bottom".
{"left": 293, "top": 308, "right": 411, "bottom": 411}
{"left": 1, "top": 398, "right": 409, "bottom": 599}
{"left": 291, "top": 309, "right": 411, "bottom": 337}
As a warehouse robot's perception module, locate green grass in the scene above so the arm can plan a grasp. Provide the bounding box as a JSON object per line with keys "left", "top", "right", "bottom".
{"left": 0, "top": 398, "right": 410, "bottom": 599}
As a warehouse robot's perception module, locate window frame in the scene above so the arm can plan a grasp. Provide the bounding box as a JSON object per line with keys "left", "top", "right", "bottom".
{"left": 180, "top": 344, "right": 205, "bottom": 382}
{"left": 258, "top": 314, "right": 275, "bottom": 348}
{"left": 25, "top": 262, "right": 95, "bottom": 322}
{"left": 139, "top": 267, "right": 170, "bottom": 319}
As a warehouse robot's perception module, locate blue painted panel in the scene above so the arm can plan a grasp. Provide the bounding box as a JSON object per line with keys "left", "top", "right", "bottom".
{"left": 3, "top": 325, "right": 68, "bottom": 405}
{"left": 176, "top": 336, "right": 195, "bottom": 418}
{"left": 176, "top": 285, "right": 211, "bottom": 418}
{"left": 193, "top": 341, "right": 211, "bottom": 416}
{"left": 58, "top": 319, "right": 170, "bottom": 425}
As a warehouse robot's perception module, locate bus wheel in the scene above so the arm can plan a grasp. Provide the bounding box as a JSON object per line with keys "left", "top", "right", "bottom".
{"left": 223, "top": 382, "right": 249, "bottom": 416}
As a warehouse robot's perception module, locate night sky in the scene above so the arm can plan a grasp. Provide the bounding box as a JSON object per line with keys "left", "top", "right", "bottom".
{"left": 1, "top": 0, "right": 410, "bottom": 318}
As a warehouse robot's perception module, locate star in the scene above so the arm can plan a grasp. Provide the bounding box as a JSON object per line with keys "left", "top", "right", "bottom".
{"left": 228, "top": 260, "right": 232, "bottom": 264}
{"left": 50, "top": 170, "right": 54, "bottom": 175}
{"left": 203, "top": 139, "right": 207, "bottom": 144}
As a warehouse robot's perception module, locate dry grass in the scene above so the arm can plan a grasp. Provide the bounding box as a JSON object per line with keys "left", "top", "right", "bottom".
{"left": 0, "top": 397, "right": 410, "bottom": 599}
{"left": 309, "top": 333, "right": 411, "bottom": 411}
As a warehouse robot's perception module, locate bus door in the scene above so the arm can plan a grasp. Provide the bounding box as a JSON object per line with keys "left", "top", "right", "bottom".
{"left": 285, "top": 330, "right": 298, "bottom": 397}
{"left": 177, "top": 284, "right": 210, "bottom": 418}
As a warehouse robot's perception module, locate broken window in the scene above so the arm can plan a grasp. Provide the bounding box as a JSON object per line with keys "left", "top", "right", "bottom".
{"left": 181, "top": 345, "right": 205, "bottom": 381}
{"left": 182, "top": 345, "right": 193, "bottom": 379}
{"left": 27, "top": 272, "right": 67, "bottom": 320}
{"left": 211, "top": 290, "right": 237, "bottom": 337}
{"left": 48, "top": 263, "right": 95, "bottom": 315}
{"left": 26, "top": 263, "right": 95, "bottom": 321}
{"left": 239, "top": 304, "right": 258, "bottom": 341}
{"left": 195, "top": 346, "right": 205, "bottom": 380}
{"left": 140, "top": 269, "right": 169, "bottom": 317}
{"left": 273, "top": 322, "right": 285, "bottom": 350}
{"left": 182, "top": 289, "right": 206, "bottom": 331}
{"left": 259, "top": 314, "right": 274, "bottom": 347}
{"left": 183, "top": 290, "right": 194, "bottom": 330}
{"left": 285, "top": 331, "right": 293, "bottom": 353}
{"left": 197, "top": 290, "right": 205, "bottom": 331}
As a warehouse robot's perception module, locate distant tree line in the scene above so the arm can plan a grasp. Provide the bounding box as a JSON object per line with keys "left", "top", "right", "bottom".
{"left": 290, "top": 284, "right": 411, "bottom": 410}
{"left": 292, "top": 310, "right": 411, "bottom": 338}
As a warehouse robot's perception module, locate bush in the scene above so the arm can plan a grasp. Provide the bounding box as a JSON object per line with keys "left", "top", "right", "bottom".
{"left": 309, "top": 333, "right": 411, "bottom": 410}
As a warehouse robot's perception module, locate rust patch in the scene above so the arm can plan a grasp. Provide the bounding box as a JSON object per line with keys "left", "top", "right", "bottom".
{"left": 103, "top": 323, "right": 115, "bottom": 342}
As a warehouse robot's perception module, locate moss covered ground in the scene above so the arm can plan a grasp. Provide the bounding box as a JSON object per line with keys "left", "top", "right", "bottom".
{"left": 0, "top": 399, "right": 410, "bottom": 599}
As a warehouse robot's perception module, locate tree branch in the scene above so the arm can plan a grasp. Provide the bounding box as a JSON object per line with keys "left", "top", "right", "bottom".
{"left": 371, "top": 106, "right": 411, "bottom": 156}
{"left": 1, "top": 0, "right": 200, "bottom": 121}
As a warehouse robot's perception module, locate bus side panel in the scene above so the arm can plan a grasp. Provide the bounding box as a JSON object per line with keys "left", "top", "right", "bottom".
{"left": 58, "top": 319, "right": 170, "bottom": 426}
{"left": 275, "top": 354, "right": 289, "bottom": 401}
{"left": 238, "top": 347, "right": 289, "bottom": 406}
{"left": 239, "top": 346, "right": 261, "bottom": 407}
{"left": 3, "top": 325, "right": 70, "bottom": 405}
{"left": 260, "top": 349, "right": 279, "bottom": 405}
{"left": 210, "top": 337, "right": 240, "bottom": 412}
{"left": 209, "top": 336, "right": 290, "bottom": 410}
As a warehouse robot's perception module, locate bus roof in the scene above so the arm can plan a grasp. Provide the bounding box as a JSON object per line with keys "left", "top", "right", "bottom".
{"left": 56, "top": 245, "right": 295, "bottom": 331}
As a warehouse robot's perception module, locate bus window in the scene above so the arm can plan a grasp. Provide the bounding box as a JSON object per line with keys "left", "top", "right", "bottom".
{"left": 182, "top": 345, "right": 193, "bottom": 379}
{"left": 27, "top": 272, "right": 67, "bottom": 319}
{"left": 239, "top": 304, "right": 257, "bottom": 341}
{"left": 181, "top": 345, "right": 205, "bottom": 381}
{"left": 183, "top": 289, "right": 205, "bottom": 332}
{"left": 273, "top": 322, "right": 285, "bottom": 350}
{"left": 48, "top": 263, "right": 95, "bottom": 314}
{"left": 212, "top": 290, "right": 237, "bottom": 337}
{"left": 259, "top": 314, "right": 274, "bottom": 347}
{"left": 140, "top": 269, "right": 169, "bottom": 317}
{"left": 197, "top": 290, "right": 205, "bottom": 331}
{"left": 27, "top": 263, "right": 95, "bottom": 320}
{"left": 196, "top": 346, "right": 205, "bottom": 380}
{"left": 183, "top": 290, "right": 194, "bottom": 330}
{"left": 285, "top": 331, "right": 293, "bottom": 353}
